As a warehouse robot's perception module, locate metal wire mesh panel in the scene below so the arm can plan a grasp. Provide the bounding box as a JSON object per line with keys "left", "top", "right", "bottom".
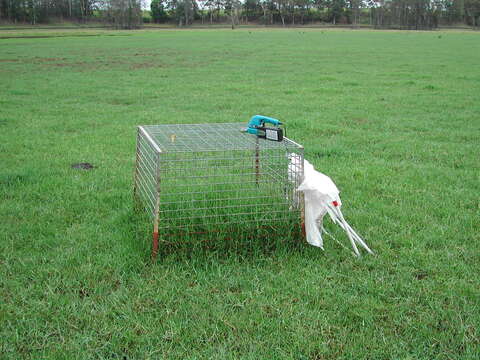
{"left": 134, "top": 123, "right": 304, "bottom": 254}
{"left": 135, "top": 126, "right": 160, "bottom": 218}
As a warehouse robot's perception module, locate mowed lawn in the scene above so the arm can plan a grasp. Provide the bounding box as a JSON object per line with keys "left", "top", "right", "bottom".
{"left": 1, "top": 28, "right": 479, "bottom": 359}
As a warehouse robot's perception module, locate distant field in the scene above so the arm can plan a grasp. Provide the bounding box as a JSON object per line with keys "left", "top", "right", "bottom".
{"left": 1, "top": 28, "right": 479, "bottom": 359}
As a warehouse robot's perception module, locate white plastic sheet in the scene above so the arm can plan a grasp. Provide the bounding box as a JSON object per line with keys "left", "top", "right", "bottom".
{"left": 293, "top": 157, "right": 373, "bottom": 256}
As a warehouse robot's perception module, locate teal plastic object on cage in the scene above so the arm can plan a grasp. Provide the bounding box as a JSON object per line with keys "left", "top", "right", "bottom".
{"left": 245, "top": 115, "right": 282, "bottom": 136}
{"left": 244, "top": 115, "right": 284, "bottom": 141}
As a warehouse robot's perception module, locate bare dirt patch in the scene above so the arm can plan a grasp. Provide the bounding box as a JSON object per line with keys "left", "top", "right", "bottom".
{"left": 0, "top": 34, "right": 131, "bottom": 40}
{"left": 71, "top": 163, "right": 95, "bottom": 170}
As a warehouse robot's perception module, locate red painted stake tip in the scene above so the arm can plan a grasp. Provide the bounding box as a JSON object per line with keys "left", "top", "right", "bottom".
{"left": 152, "top": 232, "right": 159, "bottom": 260}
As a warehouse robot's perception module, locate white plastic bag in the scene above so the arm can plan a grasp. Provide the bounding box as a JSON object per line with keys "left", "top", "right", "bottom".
{"left": 294, "top": 157, "right": 373, "bottom": 256}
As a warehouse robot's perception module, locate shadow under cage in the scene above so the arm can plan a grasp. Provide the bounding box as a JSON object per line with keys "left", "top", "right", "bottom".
{"left": 134, "top": 123, "right": 305, "bottom": 258}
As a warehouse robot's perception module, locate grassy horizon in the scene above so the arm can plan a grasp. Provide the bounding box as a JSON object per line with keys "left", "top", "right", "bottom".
{"left": 1, "top": 28, "right": 479, "bottom": 359}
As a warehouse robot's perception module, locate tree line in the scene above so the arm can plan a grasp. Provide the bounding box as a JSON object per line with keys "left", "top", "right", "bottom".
{"left": 0, "top": 0, "right": 143, "bottom": 27}
{"left": 1, "top": 0, "right": 479, "bottom": 28}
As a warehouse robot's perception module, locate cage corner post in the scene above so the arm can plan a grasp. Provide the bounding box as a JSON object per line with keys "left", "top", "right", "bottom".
{"left": 255, "top": 136, "right": 260, "bottom": 185}
{"left": 300, "top": 192, "right": 306, "bottom": 238}
{"left": 152, "top": 150, "right": 161, "bottom": 261}
{"left": 133, "top": 127, "right": 141, "bottom": 211}
{"left": 300, "top": 150, "right": 306, "bottom": 239}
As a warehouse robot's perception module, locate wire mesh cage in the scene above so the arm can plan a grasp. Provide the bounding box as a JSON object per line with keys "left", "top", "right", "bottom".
{"left": 134, "top": 123, "right": 305, "bottom": 257}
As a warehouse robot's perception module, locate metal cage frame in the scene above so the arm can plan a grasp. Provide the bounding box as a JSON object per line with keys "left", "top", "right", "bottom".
{"left": 134, "top": 123, "right": 305, "bottom": 258}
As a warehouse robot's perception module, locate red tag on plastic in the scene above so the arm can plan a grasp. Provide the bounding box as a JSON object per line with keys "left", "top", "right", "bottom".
{"left": 332, "top": 200, "right": 339, "bottom": 207}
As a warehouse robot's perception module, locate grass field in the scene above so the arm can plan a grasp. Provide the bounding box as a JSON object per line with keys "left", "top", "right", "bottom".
{"left": 1, "top": 28, "right": 479, "bottom": 359}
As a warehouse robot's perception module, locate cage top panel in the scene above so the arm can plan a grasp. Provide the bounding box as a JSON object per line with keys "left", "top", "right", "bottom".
{"left": 140, "top": 123, "right": 303, "bottom": 153}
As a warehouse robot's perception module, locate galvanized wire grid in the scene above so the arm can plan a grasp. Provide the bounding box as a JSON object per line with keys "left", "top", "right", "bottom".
{"left": 141, "top": 123, "right": 303, "bottom": 153}
{"left": 134, "top": 126, "right": 159, "bottom": 218}
{"left": 134, "top": 123, "right": 304, "bottom": 237}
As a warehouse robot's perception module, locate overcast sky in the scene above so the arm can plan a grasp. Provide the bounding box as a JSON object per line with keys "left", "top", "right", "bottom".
{"left": 142, "top": 0, "right": 151, "bottom": 10}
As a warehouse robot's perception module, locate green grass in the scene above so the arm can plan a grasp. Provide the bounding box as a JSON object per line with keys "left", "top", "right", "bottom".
{"left": 1, "top": 28, "right": 479, "bottom": 359}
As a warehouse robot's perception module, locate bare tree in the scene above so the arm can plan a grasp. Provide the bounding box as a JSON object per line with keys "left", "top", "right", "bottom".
{"left": 275, "top": 0, "right": 288, "bottom": 26}
{"left": 225, "top": 0, "right": 241, "bottom": 28}
{"left": 107, "top": 0, "right": 143, "bottom": 28}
